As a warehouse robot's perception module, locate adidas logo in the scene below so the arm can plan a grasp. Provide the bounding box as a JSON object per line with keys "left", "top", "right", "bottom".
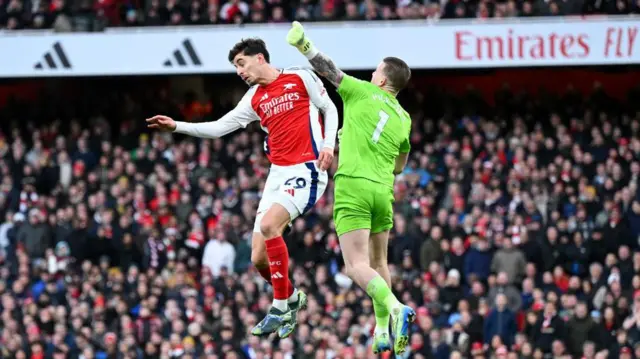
{"left": 33, "top": 42, "right": 72, "bottom": 70}
{"left": 163, "top": 39, "right": 202, "bottom": 68}
{"left": 271, "top": 272, "right": 284, "bottom": 279}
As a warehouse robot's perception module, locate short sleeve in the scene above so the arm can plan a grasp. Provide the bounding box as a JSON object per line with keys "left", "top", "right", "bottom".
{"left": 337, "top": 74, "right": 374, "bottom": 102}
{"left": 400, "top": 136, "right": 411, "bottom": 153}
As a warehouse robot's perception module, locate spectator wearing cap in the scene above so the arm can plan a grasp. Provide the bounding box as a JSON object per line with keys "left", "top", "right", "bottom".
{"left": 484, "top": 293, "right": 517, "bottom": 348}
{"left": 470, "top": 341, "right": 484, "bottom": 358}
{"left": 440, "top": 269, "right": 464, "bottom": 314}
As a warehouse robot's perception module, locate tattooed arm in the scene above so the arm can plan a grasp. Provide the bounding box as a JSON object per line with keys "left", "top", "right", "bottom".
{"left": 308, "top": 52, "right": 345, "bottom": 88}
{"left": 287, "top": 21, "right": 345, "bottom": 88}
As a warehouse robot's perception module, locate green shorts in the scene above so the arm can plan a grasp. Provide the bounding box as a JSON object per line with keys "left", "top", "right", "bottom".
{"left": 333, "top": 175, "right": 395, "bottom": 237}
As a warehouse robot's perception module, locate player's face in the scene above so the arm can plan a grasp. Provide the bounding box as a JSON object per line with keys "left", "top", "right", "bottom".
{"left": 371, "top": 61, "right": 387, "bottom": 88}
{"left": 233, "top": 52, "right": 264, "bottom": 86}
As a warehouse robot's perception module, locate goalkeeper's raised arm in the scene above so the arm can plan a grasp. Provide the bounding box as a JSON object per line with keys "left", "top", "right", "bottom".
{"left": 286, "top": 21, "right": 345, "bottom": 88}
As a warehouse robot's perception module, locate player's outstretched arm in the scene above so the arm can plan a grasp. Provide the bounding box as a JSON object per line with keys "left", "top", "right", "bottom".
{"left": 146, "top": 92, "right": 258, "bottom": 138}
{"left": 287, "top": 21, "right": 344, "bottom": 88}
{"left": 146, "top": 114, "right": 242, "bottom": 139}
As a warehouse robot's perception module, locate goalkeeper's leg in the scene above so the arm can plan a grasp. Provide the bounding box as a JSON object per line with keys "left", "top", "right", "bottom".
{"left": 370, "top": 230, "right": 392, "bottom": 327}
{"left": 339, "top": 229, "right": 415, "bottom": 354}
{"left": 369, "top": 230, "right": 393, "bottom": 353}
{"left": 334, "top": 176, "right": 415, "bottom": 354}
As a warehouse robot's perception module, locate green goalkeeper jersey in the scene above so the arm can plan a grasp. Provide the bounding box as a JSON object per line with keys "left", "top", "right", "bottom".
{"left": 335, "top": 74, "right": 412, "bottom": 188}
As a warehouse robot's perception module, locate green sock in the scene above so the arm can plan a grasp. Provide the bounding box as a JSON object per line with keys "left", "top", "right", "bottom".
{"left": 366, "top": 276, "right": 401, "bottom": 315}
{"left": 373, "top": 299, "right": 390, "bottom": 332}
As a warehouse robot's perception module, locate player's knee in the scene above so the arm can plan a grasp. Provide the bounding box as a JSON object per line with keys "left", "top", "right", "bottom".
{"left": 343, "top": 257, "right": 367, "bottom": 280}
{"left": 259, "top": 218, "right": 282, "bottom": 239}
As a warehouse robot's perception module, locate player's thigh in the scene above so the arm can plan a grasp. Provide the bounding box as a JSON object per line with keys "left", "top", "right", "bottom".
{"left": 371, "top": 184, "right": 394, "bottom": 235}
{"left": 333, "top": 176, "right": 374, "bottom": 237}
{"left": 369, "top": 229, "right": 390, "bottom": 268}
{"left": 339, "top": 228, "right": 371, "bottom": 267}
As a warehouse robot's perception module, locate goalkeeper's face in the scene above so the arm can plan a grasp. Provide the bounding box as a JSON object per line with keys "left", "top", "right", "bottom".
{"left": 370, "top": 62, "right": 387, "bottom": 88}
{"left": 233, "top": 52, "right": 266, "bottom": 86}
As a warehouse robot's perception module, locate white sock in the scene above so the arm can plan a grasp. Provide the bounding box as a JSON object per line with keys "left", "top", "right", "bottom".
{"left": 272, "top": 299, "right": 288, "bottom": 312}
{"left": 374, "top": 325, "right": 389, "bottom": 335}
{"left": 287, "top": 288, "right": 299, "bottom": 303}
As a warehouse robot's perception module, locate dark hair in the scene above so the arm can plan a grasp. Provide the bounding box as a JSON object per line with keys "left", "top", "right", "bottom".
{"left": 382, "top": 57, "right": 411, "bottom": 93}
{"left": 228, "top": 38, "right": 270, "bottom": 63}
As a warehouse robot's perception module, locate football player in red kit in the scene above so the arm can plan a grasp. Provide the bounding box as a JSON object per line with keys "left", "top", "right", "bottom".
{"left": 146, "top": 38, "right": 338, "bottom": 338}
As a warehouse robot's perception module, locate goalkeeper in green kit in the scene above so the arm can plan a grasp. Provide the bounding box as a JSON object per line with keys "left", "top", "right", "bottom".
{"left": 286, "top": 21, "right": 416, "bottom": 354}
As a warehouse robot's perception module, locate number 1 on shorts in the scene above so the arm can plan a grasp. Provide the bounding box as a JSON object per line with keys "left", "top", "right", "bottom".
{"left": 372, "top": 110, "right": 389, "bottom": 144}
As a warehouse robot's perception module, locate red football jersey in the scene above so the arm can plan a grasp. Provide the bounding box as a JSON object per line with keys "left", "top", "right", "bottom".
{"left": 230, "top": 68, "right": 335, "bottom": 166}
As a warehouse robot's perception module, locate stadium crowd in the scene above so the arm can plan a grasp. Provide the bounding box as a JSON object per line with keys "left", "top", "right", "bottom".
{"left": 1, "top": 0, "right": 640, "bottom": 31}
{"left": 0, "top": 76, "right": 639, "bottom": 359}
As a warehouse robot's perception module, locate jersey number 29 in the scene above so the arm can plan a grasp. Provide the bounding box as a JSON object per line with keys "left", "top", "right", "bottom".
{"left": 372, "top": 110, "right": 389, "bottom": 144}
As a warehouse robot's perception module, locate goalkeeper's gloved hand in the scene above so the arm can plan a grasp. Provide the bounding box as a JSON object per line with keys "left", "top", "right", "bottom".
{"left": 337, "top": 128, "right": 343, "bottom": 144}
{"left": 287, "top": 21, "right": 318, "bottom": 59}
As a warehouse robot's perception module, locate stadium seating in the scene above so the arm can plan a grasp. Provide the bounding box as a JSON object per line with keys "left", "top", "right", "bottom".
{"left": 0, "top": 72, "right": 639, "bottom": 358}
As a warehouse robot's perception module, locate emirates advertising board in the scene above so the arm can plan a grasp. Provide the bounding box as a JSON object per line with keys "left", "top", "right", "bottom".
{"left": 2, "top": 16, "right": 639, "bottom": 77}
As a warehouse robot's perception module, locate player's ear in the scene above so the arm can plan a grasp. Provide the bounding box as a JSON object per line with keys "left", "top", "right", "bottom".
{"left": 378, "top": 76, "right": 387, "bottom": 87}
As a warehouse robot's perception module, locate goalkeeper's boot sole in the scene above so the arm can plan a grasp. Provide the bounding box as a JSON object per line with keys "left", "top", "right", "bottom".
{"left": 278, "top": 291, "right": 308, "bottom": 338}
{"left": 251, "top": 307, "right": 292, "bottom": 337}
{"left": 392, "top": 305, "right": 416, "bottom": 355}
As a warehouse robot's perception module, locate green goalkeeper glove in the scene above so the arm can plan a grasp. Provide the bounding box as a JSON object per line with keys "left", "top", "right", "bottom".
{"left": 287, "top": 21, "right": 318, "bottom": 59}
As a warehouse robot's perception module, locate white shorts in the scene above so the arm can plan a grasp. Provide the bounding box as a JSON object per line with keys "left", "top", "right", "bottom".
{"left": 253, "top": 161, "right": 328, "bottom": 233}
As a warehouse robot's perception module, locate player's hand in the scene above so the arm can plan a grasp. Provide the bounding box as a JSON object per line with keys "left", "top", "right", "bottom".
{"left": 317, "top": 147, "right": 334, "bottom": 171}
{"left": 146, "top": 115, "right": 177, "bottom": 131}
{"left": 287, "top": 21, "right": 314, "bottom": 55}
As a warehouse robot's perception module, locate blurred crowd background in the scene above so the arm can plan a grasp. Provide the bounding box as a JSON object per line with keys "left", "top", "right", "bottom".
{"left": 1, "top": 0, "right": 640, "bottom": 31}
{"left": 0, "top": 71, "right": 639, "bottom": 359}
